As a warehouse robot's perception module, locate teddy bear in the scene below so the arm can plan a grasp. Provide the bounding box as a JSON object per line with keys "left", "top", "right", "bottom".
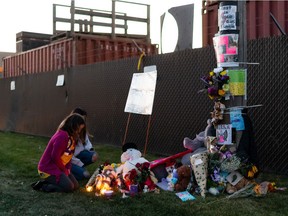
{"left": 226, "top": 176, "right": 250, "bottom": 194}
{"left": 116, "top": 142, "right": 156, "bottom": 191}
{"left": 117, "top": 142, "right": 149, "bottom": 178}
{"left": 211, "top": 101, "right": 226, "bottom": 127}
{"left": 174, "top": 165, "right": 192, "bottom": 192}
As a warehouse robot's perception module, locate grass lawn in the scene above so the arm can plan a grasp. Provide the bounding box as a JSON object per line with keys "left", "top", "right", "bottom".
{"left": 0, "top": 131, "right": 288, "bottom": 216}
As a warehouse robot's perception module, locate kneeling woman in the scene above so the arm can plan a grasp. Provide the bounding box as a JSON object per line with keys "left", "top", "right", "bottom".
{"left": 34, "top": 113, "right": 86, "bottom": 192}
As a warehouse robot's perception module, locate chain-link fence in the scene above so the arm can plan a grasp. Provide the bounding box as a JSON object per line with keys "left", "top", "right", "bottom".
{"left": 0, "top": 35, "right": 287, "bottom": 174}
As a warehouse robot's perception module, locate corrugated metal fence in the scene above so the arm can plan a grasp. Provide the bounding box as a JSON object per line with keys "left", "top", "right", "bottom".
{"left": 0, "top": 35, "right": 287, "bottom": 174}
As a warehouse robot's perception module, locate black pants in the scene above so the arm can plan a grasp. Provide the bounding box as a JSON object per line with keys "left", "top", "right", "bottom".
{"left": 44, "top": 173, "right": 79, "bottom": 192}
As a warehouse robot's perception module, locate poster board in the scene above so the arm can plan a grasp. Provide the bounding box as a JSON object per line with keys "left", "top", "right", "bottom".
{"left": 56, "top": 75, "right": 65, "bottom": 86}
{"left": 213, "top": 34, "right": 239, "bottom": 68}
{"left": 218, "top": 5, "right": 237, "bottom": 31}
{"left": 124, "top": 67, "right": 157, "bottom": 115}
{"left": 228, "top": 69, "right": 247, "bottom": 98}
{"left": 230, "top": 109, "right": 245, "bottom": 131}
{"left": 10, "top": 81, "right": 15, "bottom": 90}
{"left": 216, "top": 124, "right": 233, "bottom": 145}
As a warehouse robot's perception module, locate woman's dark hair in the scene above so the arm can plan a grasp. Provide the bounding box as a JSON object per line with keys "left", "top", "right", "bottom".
{"left": 70, "top": 107, "right": 90, "bottom": 143}
{"left": 58, "top": 113, "right": 85, "bottom": 137}
{"left": 71, "top": 107, "right": 87, "bottom": 116}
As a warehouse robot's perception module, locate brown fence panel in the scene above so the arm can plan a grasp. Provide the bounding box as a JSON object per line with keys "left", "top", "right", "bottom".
{"left": 247, "top": 36, "right": 288, "bottom": 174}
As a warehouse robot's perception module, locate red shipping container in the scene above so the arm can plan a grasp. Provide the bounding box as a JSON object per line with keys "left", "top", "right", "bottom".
{"left": 202, "top": 0, "right": 218, "bottom": 7}
{"left": 202, "top": 0, "right": 288, "bottom": 47}
{"left": 3, "top": 34, "right": 158, "bottom": 78}
{"left": 202, "top": 3, "right": 219, "bottom": 47}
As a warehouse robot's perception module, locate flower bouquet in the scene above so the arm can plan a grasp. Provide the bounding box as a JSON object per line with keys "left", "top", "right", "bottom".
{"left": 200, "top": 67, "right": 230, "bottom": 100}
{"left": 121, "top": 162, "right": 154, "bottom": 192}
{"left": 227, "top": 181, "right": 281, "bottom": 199}
{"left": 206, "top": 146, "right": 260, "bottom": 196}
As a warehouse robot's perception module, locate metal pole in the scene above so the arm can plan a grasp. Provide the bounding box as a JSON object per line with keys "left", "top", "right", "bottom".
{"left": 53, "top": 4, "right": 56, "bottom": 35}
{"left": 112, "top": 0, "right": 116, "bottom": 39}
{"left": 71, "top": 0, "right": 75, "bottom": 34}
{"left": 237, "top": 0, "right": 247, "bottom": 107}
{"left": 217, "top": 0, "right": 247, "bottom": 148}
{"left": 71, "top": 0, "right": 76, "bottom": 67}
{"left": 146, "top": 4, "right": 151, "bottom": 43}
{"left": 270, "top": 12, "right": 287, "bottom": 35}
{"left": 233, "top": 0, "right": 247, "bottom": 147}
{"left": 238, "top": 0, "right": 247, "bottom": 64}
{"left": 236, "top": 0, "right": 247, "bottom": 148}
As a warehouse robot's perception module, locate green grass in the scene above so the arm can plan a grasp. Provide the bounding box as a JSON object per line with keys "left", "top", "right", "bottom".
{"left": 0, "top": 131, "right": 288, "bottom": 216}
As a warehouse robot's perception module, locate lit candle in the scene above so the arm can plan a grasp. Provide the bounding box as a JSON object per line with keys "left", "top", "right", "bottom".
{"left": 86, "top": 186, "right": 93, "bottom": 192}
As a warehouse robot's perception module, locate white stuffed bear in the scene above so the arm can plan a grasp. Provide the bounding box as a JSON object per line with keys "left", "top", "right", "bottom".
{"left": 117, "top": 142, "right": 149, "bottom": 178}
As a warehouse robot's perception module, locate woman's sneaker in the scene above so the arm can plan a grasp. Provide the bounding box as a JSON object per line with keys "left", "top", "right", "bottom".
{"left": 31, "top": 180, "right": 49, "bottom": 191}
{"left": 31, "top": 181, "right": 45, "bottom": 190}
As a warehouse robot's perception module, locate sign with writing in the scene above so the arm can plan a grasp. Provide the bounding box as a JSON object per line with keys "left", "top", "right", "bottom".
{"left": 219, "top": 5, "right": 237, "bottom": 31}
{"left": 124, "top": 67, "right": 157, "bottom": 115}
{"left": 216, "top": 124, "right": 233, "bottom": 145}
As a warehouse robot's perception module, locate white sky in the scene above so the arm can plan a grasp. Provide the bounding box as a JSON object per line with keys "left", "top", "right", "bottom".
{"left": 0, "top": 0, "right": 202, "bottom": 53}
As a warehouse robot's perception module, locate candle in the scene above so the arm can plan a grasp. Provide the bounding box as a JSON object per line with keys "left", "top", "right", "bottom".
{"left": 129, "top": 184, "right": 138, "bottom": 196}
{"left": 104, "top": 190, "right": 113, "bottom": 198}
{"left": 86, "top": 186, "right": 93, "bottom": 192}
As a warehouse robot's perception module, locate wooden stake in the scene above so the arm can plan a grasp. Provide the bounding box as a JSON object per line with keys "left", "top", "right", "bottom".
{"left": 122, "top": 113, "right": 131, "bottom": 145}
{"left": 144, "top": 115, "right": 152, "bottom": 156}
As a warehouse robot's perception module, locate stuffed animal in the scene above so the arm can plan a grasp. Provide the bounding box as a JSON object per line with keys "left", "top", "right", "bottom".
{"left": 118, "top": 142, "right": 149, "bottom": 178}
{"left": 182, "top": 118, "right": 216, "bottom": 152}
{"left": 167, "top": 168, "right": 178, "bottom": 191}
{"left": 181, "top": 132, "right": 207, "bottom": 165}
{"left": 174, "top": 165, "right": 192, "bottom": 192}
{"left": 183, "top": 131, "right": 205, "bottom": 151}
{"left": 117, "top": 142, "right": 156, "bottom": 191}
{"left": 211, "top": 101, "right": 226, "bottom": 127}
{"left": 226, "top": 177, "right": 250, "bottom": 194}
{"left": 206, "top": 136, "right": 218, "bottom": 153}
